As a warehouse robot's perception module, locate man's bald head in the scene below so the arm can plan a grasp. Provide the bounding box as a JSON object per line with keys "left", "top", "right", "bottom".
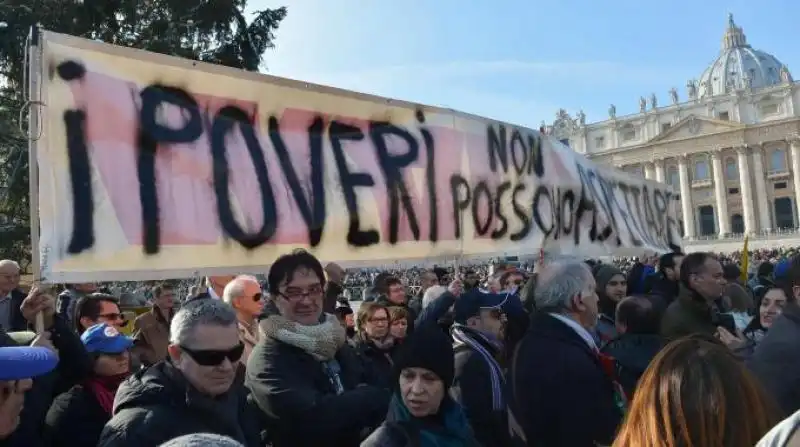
{"left": 0, "top": 259, "right": 20, "bottom": 294}
{"left": 222, "top": 275, "right": 260, "bottom": 305}
{"left": 615, "top": 295, "right": 663, "bottom": 335}
{"left": 222, "top": 275, "right": 263, "bottom": 318}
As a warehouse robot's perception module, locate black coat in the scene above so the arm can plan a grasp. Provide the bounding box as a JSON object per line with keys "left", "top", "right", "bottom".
{"left": 45, "top": 384, "right": 110, "bottom": 447}
{"left": 5, "top": 289, "right": 27, "bottom": 332}
{"left": 647, "top": 275, "right": 679, "bottom": 306}
{"left": 749, "top": 302, "right": 800, "bottom": 417}
{"left": 507, "top": 313, "right": 622, "bottom": 447}
{"left": 97, "top": 362, "right": 263, "bottom": 447}
{"left": 451, "top": 327, "right": 510, "bottom": 447}
{"left": 600, "top": 333, "right": 664, "bottom": 399}
{"left": 246, "top": 336, "right": 390, "bottom": 447}
{"left": 352, "top": 334, "right": 399, "bottom": 390}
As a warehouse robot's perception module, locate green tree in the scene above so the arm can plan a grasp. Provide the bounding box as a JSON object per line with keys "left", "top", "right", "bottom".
{"left": 0, "top": 0, "right": 287, "bottom": 269}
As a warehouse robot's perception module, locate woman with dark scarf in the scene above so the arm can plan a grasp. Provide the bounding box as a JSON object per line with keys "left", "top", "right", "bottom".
{"left": 44, "top": 322, "right": 134, "bottom": 447}
{"left": 362, "top": 323, "right": 480, "bottom": 447}
{"left": 592, "top": 265, "right": 628, "bottom": 347}
{"left": 354, "top": 302, "right": 400, "bottom": 389}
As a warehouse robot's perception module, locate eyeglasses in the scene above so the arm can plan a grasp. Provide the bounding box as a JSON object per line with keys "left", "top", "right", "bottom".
{"left": 278, "top": 285, "right": 324, "bottom": 301}
{"left": 250, "top": 292, "right": 263, "bottom": 302}
{"left": 180, "top": 343, "right": 245, "bottom": 366}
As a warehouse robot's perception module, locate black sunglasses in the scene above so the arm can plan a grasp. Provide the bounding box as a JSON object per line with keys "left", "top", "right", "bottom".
{"left": 180, "top": 343, "right": 245, "bottom": 366}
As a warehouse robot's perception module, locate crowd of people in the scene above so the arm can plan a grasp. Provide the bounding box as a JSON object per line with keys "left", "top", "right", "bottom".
{"left": 2, "top": 247, "right": 800, "bottom": 446}
{"left": 48, "top": 247, "right": 800, "bottom": 309}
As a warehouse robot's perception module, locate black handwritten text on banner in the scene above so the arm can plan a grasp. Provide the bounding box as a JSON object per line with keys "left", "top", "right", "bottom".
{"left": 36, "top": 31, "right": 682, "bottom": 281}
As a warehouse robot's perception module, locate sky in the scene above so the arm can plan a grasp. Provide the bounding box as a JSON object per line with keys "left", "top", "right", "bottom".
{"left": 248, "top": 0, "right": 800, "bottom": 129}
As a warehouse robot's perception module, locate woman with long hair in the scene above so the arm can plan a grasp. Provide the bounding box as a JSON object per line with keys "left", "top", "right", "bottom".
{"left": 614, "top": 335, "right": 780, "bottom": 447}
{"left": 717, "top": 285, "right": 788, "bottom": 359}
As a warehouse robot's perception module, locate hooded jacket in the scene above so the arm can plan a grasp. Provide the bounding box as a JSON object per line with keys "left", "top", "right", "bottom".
{"left": 593, "top": 265, "right": 624, "bottom": 346}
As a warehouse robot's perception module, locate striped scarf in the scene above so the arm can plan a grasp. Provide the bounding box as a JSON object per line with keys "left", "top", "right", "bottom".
{"left": 451, "top": 324, "right": 505, "bottom": 411}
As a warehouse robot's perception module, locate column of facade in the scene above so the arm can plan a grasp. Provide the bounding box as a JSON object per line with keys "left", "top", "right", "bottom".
{"left": 711, "top": 152, "right": 730, "bottom": 235}
{"left": 654, "top": 160, "right": 665, "bottom": 183}
{"left": 644, "top": 162, "right": 655, "bottom": 180}
{"left": 737, "top": 146, "right": 756, "bottom": 234}
{"left": 677, "top": 155, "right": 696, "bottom": 238}
{"left": 790, "top": 139, "right": 800, "bottom": 226}
{"left": 750, "top": 145, "right": 771, "bottom": 231}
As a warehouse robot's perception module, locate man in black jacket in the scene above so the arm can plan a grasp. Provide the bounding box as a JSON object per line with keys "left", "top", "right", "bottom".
{"left": 647, "top": 252, "right": 684, "bottom": 305}
{"left": 450, "top": 289, "right": 511, "bottom": 446}
{"left": 600, "top": 295, "right": 665, "bottom": 398}
{"left": 98, "top": 299, "right": 262, "bottom": 447}
{"left": 507, "top": 260, "right": 622, "bottom": 447}
{"left": 247, "top": 250, "right": 389, "bottom": 447}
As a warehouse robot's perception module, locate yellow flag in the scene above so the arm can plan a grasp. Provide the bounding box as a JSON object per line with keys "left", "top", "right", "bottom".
{"left": 740, "top": 236, "right": 749, "bottom": 283}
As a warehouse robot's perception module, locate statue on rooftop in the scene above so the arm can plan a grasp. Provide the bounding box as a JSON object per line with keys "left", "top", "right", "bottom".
{"left": 686, "top": 80, "right": 697, "bottom": 100}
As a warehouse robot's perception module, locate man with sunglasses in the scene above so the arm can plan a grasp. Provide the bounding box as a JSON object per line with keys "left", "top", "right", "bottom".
{"left": 98, "top": 299, "right": 262, "bottom": 447}
{"left": 450, "top": 290, "right": 512, "bottom": 447}
{"left": 222, "top": 275, "right": 263, "bottom": 366}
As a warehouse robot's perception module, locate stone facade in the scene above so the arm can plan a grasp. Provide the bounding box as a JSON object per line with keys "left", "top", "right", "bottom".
{"left": 543, "top": 15, "right": 800, "bottom": 247}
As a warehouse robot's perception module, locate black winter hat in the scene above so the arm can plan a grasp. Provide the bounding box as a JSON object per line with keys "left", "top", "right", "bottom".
{"left": 394, "top": 322, "right": 455, "bottom": 387}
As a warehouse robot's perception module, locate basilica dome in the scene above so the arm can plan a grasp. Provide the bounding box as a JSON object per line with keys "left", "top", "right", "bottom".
{"left": 696, "top": 14, "right": 791, "bottom": 98}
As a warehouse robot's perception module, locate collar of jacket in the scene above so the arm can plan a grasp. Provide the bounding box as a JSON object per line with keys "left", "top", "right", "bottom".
{"left": 677, "top": 284, "right": 713, "bottom": 317}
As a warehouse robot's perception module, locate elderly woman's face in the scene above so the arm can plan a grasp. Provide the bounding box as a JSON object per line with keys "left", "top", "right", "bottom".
{"left": 399, "top": 367, "right": 445, "bottom": 417}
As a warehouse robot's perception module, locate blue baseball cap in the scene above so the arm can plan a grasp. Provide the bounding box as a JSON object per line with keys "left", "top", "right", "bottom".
{"left": 453, "top": 289, "right": 510, "bottom": 324}
{"left": 774, "top": 260, "right": 792, "bottom": 282}
{"left": 0, "top": 346, "right": 59, "bottom": 381}
{"left": 80, "top": 323, "right": 133, "bottom": 354}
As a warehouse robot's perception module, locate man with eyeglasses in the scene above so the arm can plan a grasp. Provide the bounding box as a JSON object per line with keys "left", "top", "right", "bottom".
{"left": 98, "top": 299, "right": 262, "bottom": 447}
{"left": 248, "top": 249, "right": 390, "bottom": 447}
{"left": 222, "top": 275, "right": 263, "bottom": 366}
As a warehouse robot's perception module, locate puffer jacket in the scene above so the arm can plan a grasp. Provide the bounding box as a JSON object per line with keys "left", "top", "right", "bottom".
{"left": 97, "top": 361, "right": 263, "bottom": 447}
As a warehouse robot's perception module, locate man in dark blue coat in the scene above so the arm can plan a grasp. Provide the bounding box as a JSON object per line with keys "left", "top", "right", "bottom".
{"left": 507, "top": 259, "right": 623, "bottom": 447}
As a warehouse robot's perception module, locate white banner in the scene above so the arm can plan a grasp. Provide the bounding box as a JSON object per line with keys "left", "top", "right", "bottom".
{"left": 33, "top": 30, "right": 682, "bottom": 282}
